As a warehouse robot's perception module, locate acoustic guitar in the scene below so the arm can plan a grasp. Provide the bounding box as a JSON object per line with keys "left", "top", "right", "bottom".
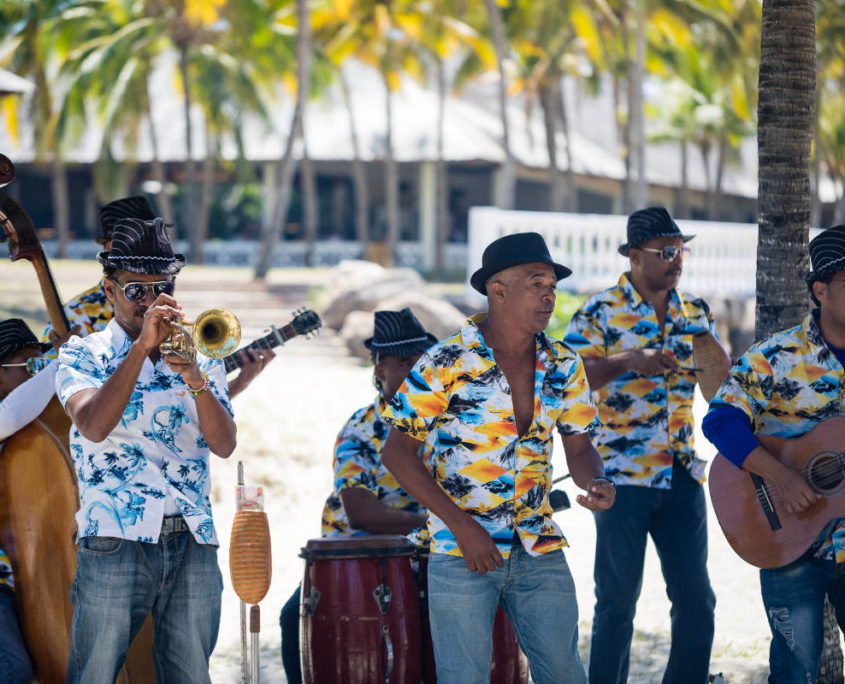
{"left": 708, "top": 416, "right": 845, "bottom": 569}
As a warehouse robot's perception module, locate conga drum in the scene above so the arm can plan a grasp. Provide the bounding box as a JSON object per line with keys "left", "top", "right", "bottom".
{"left": 417, "top": 553, "right": 530, "bottom": 684}
{"left": 300, "top": 535, "right": 422, "bottom": 684}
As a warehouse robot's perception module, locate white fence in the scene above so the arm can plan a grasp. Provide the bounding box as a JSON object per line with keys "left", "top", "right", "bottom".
{"left": 467, "top": 206, "right": 790, "bottom": 300}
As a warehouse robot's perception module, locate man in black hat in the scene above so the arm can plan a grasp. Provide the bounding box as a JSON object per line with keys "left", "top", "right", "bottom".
{"left": 41, "top": 195, "right": 271, "bottom": 398}
{"left": 703, "top": 224, "right": 845, "bottom": 681}
{"left": 563, "top": 206, "right": 717, "bottom": 683}
{"left": 279, "top": 307, "right": 435, "bottom": 684}
{"left": 55, "top": 217, "right": 237, "bottom": 683}
{"left": 381, "top": 232, "right": 614, "bottom": 684}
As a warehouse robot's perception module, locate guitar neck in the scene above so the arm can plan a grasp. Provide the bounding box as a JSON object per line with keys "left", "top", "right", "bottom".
{"left": 223, "top": 323, "right": 297, "bottom": 373}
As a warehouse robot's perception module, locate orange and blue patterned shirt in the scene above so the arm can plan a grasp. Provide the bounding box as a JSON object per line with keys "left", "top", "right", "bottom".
{"left": 42, "top": 280, "right": 113, "bottom": 357}
{"left": 321, "top": 396, "right": 425, "bottom": 537}
{"left": 563, "top": 273, "right": 715, "bottom": 488}
{"left": 381, "top": 313, "right": 599, "bottom": 558}
{"left": 707, "top": 311, "right": 845, "bottom": 561}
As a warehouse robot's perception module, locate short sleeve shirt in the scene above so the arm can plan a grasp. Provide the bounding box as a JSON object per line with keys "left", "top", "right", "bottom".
{"left": 381, "top": 314, "right": 599, "bottom": 558}
{"left": 42, "top": 281, "right": 113, "bottom": 357}
{"left": 56, "top": 319, "right": 233, "bottom": 546}
{"left": 321, "top": 397, "right": 424, "bottom": 537}
{"left": 709, "top": 311, "right": 845, "bottom": 560}
{"left": 564, "top": 273, "right": 715, "bottom": 488}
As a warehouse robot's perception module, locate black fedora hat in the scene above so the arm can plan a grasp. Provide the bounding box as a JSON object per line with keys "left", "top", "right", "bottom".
{"left": 807, "top": 224, "right": 845, "bottom": 285}
{"left": 0, "top": 318, "right": 51, "bottom": 362}
{"left": 97, "top": 195, "right": 157, "bottom": 245}
{"left": 470, "top": 232, "right": 571, "bottom": 295}
{"left": 364, "top": 308, "right": 438, "bottom": 357}
{"left": 618, "top": 207, "right": 695, "bottom": 256}
{"left": 97, "top": 217, "right": 186, "bottom": 275}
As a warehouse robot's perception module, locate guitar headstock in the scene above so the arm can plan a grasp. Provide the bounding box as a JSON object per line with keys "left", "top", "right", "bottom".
{"left": 290, "top": 307, "right": 322, "bottom": 338}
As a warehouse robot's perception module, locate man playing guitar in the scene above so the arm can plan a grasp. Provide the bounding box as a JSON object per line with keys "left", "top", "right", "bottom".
{"left": 703, "top": 223, "right": 845, "bottom": 682}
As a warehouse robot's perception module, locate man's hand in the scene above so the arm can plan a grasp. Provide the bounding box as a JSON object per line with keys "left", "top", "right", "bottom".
{"left": 164, "top": 353, "right": 205, "bottom": 390}
{"left": 633, "top": 349, "right": 680, "bottom": 376}
{"left": 576, "top": 478, "right": 616, "bottom": 511}
{"left": 452, "top": 514, "right": 504, "bottom": 574}
{"left": 237, "top": 348, "right": 275, "bottom": 384}
{"left": 48, "top": 324, "right": 83, "bottom": 351}
{"left": 137, "top": 294, "right": 183, "bottom": 353}
{"left": 770, "top": 465, "right": 821, "bottom": 514}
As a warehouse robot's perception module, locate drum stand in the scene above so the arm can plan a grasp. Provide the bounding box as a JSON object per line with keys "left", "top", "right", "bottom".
{"left": 231, "top": 462, "right": 272, "bottom": 684}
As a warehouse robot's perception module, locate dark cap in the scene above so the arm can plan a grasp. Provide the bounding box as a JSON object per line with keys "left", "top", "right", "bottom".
{"left": 97, "top": 217, "right": 186, "bottom": 275}
{"left": 618, "top": 207, "right": 695, "bottom": 256}
{"left": 469, "top": 231, "right": 571, "bottom": 295}
{"left": 364, "top": 308, "right": 438, "bottom": 357}
{"left": 0, "top": 318, "right": 50, "bottom": 362}
{"left": 97, "top": 195, "right": 157, "bottom": 245}
{"left": 807, "top": 224, "right": 845, "bottom": 285}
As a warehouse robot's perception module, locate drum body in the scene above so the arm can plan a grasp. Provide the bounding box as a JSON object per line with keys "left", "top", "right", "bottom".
{"left": 418, "top": 554, "right": 529, "bottom": 684}
{"left": 300, "top": 535, "right": 422, "bottom": 684}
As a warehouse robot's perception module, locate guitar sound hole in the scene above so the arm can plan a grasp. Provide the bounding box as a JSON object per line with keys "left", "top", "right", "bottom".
{"left": 804, "top": 451, "right": 845, "bottom": 495}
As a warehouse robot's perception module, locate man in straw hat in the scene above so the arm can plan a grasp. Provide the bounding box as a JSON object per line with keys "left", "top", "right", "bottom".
{"left": 55, "top": 217, "right": 236, "bottom": 683}
{"left": 382, "top": 232, "right": 615, "bottom": 683}
{"left": 279, "top": 307, "right": 436, "bottom": 683}
{"left": 703, "top": 223, "right": 845, "bottom": 681}
{"left": 563, "top": 206, "right": 717, "bottom": 683}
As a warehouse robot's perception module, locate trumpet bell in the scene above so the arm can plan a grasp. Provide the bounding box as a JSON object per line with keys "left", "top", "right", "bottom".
{"left": 192, "top": 308, "right": 241, "bottom": 359}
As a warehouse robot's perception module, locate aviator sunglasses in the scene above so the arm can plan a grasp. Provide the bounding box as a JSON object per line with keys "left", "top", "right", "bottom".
{"left": 0, "top": 356, "right": 51, "bottom": 376}
{"left": 110, "top": 278, "right": 175, "bottom": 302}
{"left": 637, "top": 245, "right": 691, "bottom": 261}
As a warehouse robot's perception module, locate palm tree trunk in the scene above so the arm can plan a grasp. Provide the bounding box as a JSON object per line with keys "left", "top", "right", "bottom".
{"left": 631, "top": 0, "right": 647, "bottom": 209}
{"left": 709, "top": 136, "right": 727, "bottom": 220}
{"left": 435, "top": 55, "right": 449, "bottom": 271}
{"left": 383, "top": 72, "right": 399, "bottom": 268}
{"left": 541, "top": 81, "right": 563, "bottom": 213}
{"left": 50, "top": 157, "right": 70, "bottom": 259}
{"left": 146, "top": 82, "right": 175, "bottom": 229}
{"left": 196, "top": 128, "right": 216, "bottom": 264}
{"left": 678, "top": 140, "right": 689, "bottom": 219}
{"left": 178, "top": 44, "right": 199, "bottom": 259}
{"left": 556, "top": 78, "right": 577, "bottom": 212}
{"left": 340, "top": 68, "right": 369, "bottom": 247}
{"left": 301, "top": 145, "right": 318, "bottom": 267}
{"left": 484, "top": 0, "right": 516, "bottom": 209}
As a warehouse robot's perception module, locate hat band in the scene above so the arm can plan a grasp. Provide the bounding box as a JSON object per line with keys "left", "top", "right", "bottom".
{"left": 369, "top": 335, "right": 430, "bottom": 348}
{"left": 813, "top": 255, "right": 845, "bottom": 274}
{"left": 107, "top": 254, "right": 176, "bottom": 262}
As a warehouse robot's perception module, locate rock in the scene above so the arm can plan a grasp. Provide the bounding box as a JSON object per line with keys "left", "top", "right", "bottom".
{"left": 375, "top": 293, "right": 467, "bottom": 344}
{"left": 339, "top": 310, "right": 376, "bottom": 360}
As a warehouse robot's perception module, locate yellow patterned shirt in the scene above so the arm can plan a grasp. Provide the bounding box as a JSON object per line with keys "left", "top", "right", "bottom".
{"left": 321, "top": 397, "right": 425, "bottom": 537}
{"left": 41, "top": 280, "right": 113, "bottom": 357}
{"left": 564, "top": 273, "right": 715, "bottom": 488}
{"left": 708, "top": 311, "right": 845, "bottom": 561}
{"left": 381, "top": 314, "right": 599, "bottom": 558}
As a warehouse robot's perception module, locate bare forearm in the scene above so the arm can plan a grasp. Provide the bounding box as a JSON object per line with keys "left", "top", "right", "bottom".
{"left": 66, "top": 343, "right": 148, "bottom": 442}
{"left": 194, "top": 391, "right": 237, "bottom": 457}
{"left": 582, "top": 353, "right": 640, "bottom": 390}
{"left": 342, "top": 490, "right": 426, "bottom": 534}
{"left": 563, "top": 435, "right": 606, "bottom": 490}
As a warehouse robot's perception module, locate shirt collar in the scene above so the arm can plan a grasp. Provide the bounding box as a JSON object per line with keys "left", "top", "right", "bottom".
{"left": 618, "top": 272, "right": 689, "bottom": 321}
{"left": 460, "top": 312, "right": 555, "bottom": 368}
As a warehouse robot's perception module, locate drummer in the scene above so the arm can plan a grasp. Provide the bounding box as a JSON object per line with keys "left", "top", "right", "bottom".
{"left": 280, "top": 308, "right": 437, "bottom": 684}
{"left": 41, "top": 194, "right": 272, "bottom": 398}
{"left": 0, "top": 318, "right": 58, "bottom": 683}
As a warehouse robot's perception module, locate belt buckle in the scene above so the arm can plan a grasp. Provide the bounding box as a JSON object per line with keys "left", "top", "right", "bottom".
{"left": 162, "top": 515, "right": 186, "bottom": 535}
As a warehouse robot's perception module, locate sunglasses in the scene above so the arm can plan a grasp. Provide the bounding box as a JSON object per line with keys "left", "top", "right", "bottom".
{"left": 638, "top": 245, "right": 691, "bottom": 261}
{"left": 110, "top": 278, "right": 175, "bottom": 303}
{"left": 0, "top": 356, "right": 50, "bottom": 376}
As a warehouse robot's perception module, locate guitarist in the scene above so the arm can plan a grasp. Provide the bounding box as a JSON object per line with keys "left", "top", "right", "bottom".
{"left": 702, "top": 223, "right": 845, "bottom": 683}
{"left": 40, "top": 195, "right": 272, "bottom": 398}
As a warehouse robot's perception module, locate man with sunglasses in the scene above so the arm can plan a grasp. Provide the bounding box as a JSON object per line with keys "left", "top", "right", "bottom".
{"left": 564, "top": 207, "right": 717, "bottom": 683}
{"left": 42, "top": 195, "right": 272, "bottom": 398}
{"left": 55, "top": 217, "right": 236, "bottom": 683}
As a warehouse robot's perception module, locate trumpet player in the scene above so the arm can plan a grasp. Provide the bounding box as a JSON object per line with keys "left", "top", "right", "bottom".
{"left": 56, "top": 217, "right": 236, "bottom": 684}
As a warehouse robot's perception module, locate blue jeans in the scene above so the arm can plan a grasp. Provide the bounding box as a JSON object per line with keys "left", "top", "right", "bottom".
{"left": 66, "top": 528, "right": 222, "bottom": 684}
{"left": 427, "top": 544, "right": 586, "bottom": 684}
{"left": 0, "top": 588, "right": 33, "bottom": 684}
{"left": 279, "top": 584, "right": 302, "bottom": 684}
{"left": 589, "top": 462, "right": 715, "bottom": 684}
{"left": 760, "top": 553, "right": 845, "bottom": 683}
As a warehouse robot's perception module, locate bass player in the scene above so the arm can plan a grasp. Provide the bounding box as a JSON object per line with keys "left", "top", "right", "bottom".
{"left": 703, "top": 223, "right": 845, "bottom": 682}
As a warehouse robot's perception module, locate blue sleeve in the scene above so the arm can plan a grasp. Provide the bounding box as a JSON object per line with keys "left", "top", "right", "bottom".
{"left": 701, "top": 405, "right": 761, "bottom": 468}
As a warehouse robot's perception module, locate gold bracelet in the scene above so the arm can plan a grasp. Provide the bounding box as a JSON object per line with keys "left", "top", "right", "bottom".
{"left": 187, "top": 370, "right": 209, "bottom": 396}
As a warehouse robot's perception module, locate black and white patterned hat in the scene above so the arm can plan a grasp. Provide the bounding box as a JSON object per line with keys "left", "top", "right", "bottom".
{"left": 618, "top": 207, "right": 695, "bottom": 256}
{"left": 97, "top": 217, "right": 186, "bottom": 275}
{"left": 807, "top": 224, "right": 845, "bottom": 284}
{"left": 364, "top": 308, "right": 438, "bottom": 357}
{"left": 97, "top": 195, "right": 157, "bottom": 245}
{"left": 0, "top": 318, "right": 50, "bottom": 363}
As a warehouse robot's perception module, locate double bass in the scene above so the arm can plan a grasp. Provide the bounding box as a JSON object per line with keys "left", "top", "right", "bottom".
{"left": 0, "top": 155, "right": 153, "bottom": 682}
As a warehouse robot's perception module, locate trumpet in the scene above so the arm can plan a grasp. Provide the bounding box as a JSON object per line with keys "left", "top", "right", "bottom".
{"left": 160, "top": 308, "right": 241, "bottom": 362}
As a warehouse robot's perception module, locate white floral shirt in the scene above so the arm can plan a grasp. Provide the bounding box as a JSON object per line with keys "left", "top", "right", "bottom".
{"left": 56, "top": 319, "right": 232, "bottom": 546}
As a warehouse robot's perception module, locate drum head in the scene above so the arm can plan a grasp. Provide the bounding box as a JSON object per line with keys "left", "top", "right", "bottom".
{"left": 301, "top": 534, "right": 416, "bottom": 559}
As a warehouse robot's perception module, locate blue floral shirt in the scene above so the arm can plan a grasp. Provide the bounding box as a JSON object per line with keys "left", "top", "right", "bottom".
{"left": 56, "top": 319, "right": 232, "bottom": 546}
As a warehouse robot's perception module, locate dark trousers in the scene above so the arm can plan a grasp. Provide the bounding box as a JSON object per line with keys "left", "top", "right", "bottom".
{"left": 588, "top": 461, "right": 716, "bottom": 684}
{"left": 280, "top": 585, "right": 302, "bottom": 684}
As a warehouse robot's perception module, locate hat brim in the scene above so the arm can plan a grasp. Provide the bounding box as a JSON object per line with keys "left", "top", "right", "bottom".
{"left": 97, "top": 251, "right": 186, "bottom": 275}
{"left": 364, "top": 333, "right": 439, "bottom": 357}
{"left": 470, "top": 259, "right": 571, "bottom": 295}
{"left": 618, "top": 233, "right": 695, "bottom": 257}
